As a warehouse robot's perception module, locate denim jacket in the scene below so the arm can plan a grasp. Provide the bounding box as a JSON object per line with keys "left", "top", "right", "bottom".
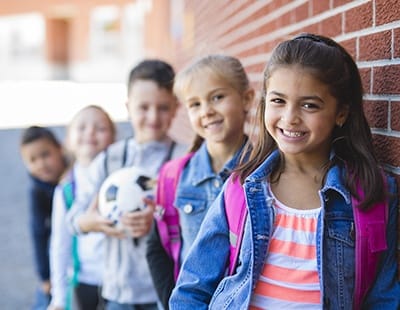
{"left": 175, "top": 141, "right": 245, "bottom": 261}
{"left": 169, "top": 150, "right": 400, "bottom": 309}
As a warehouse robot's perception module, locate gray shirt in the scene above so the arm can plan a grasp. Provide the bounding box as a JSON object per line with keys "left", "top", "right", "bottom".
{"left": 66, "top": 136, "right": 187, "bottom": 304}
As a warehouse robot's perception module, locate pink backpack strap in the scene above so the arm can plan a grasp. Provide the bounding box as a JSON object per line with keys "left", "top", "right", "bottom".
{"left": 154, "top": 152, "right": 194, "bottom": 280}
{"left": 352, "top": 185, "right": 388, "bottom": 310}
{"left": 224, "top": 176, "right": 247, "bottom": 275}
{"left": 224, "top": 174, "right": 388, "bottom": 308}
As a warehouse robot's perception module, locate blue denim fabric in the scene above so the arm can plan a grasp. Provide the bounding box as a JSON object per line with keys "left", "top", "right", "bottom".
{"left": 174, "top": 141, "right": 245, "bottom": 261}
{"left": 169, "top": 150, "right": 400, "bottom": 309}
{"left": 31, "top": 288, "right": 51, "bottom": 310}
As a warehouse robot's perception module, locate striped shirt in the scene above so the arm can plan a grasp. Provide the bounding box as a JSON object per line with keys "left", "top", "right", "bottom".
{"left": 249, "top": 190, "right": 322, "bottom": 309}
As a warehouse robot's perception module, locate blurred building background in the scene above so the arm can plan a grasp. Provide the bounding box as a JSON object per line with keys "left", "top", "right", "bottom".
{"left": 0, "top": 0, "right": 399, "bottom": 308}
{"left": 0, "top": 0, "right": 147, "bottom": 81}
{"left": 2, "top": 0, "right": 398, "bottom": 169}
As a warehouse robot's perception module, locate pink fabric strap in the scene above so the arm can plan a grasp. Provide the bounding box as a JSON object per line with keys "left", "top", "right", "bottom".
{"left": 225, "top": 176, "right": 247, "bottom": 275}
{"left": 155, "top": 152, "right": 194, "bottom": 280}
{"left": 352, "top": 186, "right": 388, "bottom": 310}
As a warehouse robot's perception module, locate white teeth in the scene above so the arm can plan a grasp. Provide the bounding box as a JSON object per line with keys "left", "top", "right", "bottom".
{"left": 205, "top": 120, "right": 222, "bottom": 128}
{"left": 282, "top": 130, "right": 304, "bottom": 137}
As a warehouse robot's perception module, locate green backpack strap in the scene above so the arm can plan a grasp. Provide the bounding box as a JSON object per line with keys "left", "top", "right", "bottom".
{"left": 62, "top": 173, "right": 80, "bottom": 310}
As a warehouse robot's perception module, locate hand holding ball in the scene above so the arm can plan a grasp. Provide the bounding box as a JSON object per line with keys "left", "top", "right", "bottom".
{"left": 98, "top": 166, "right": 154, "bottom": 227}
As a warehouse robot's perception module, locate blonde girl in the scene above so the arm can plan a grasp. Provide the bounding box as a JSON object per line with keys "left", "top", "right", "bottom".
{"left": 146, "top": 54, "right": 254, "bottom": 309}
{"left": 48, "top": 105, "right": 115, "bottom": 310}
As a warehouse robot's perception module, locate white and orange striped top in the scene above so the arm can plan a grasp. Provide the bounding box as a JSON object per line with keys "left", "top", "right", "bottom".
{"left": 249, "top": 190, "right": 322, "bottom": 309}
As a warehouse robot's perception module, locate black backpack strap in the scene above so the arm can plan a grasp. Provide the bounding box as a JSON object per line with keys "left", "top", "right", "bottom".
{"left": 104, "top": 138, "right": 130, "bottom": 176}
{"left": 164, "top": 141, "right": 176, "bottom": 163}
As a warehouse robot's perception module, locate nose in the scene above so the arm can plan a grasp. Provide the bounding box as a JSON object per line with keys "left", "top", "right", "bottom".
{"left": 280, "top": 106, "right": 299, "bottom": 124}
{"left": 86, "top": 126, "right": 96, "bottom": 137}
{"left": 200, "top": 101, "right": 215, "bottom": 117}
{"left": 148, "top": 107, "right": 158, "bottom": 122}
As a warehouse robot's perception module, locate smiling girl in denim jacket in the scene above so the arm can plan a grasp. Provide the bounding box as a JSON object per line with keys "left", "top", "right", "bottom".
{"left": 146, "top": 54, "right": 255, "bottom": 309}
{"left": 169, "top": 34, "right": 400, "bottom": 309}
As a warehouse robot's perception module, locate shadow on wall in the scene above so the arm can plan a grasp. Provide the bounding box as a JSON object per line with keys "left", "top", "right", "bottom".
{"left": 0, "top": 121, "right": 132, "bottom": 309}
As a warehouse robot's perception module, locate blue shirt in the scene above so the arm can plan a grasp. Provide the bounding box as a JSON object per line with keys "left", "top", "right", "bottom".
{"left": 170, "top": 150, "right": 400, "bottom": 309}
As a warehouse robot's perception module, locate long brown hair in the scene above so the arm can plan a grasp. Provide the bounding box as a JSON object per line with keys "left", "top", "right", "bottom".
{"left": 237, "top": 33, "right": 385, "bottom": 210}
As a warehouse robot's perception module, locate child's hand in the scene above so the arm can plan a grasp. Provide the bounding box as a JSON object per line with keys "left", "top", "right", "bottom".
{"left": 120, "top": 196, "right": 155, "bottom": 238}
{"left": 41, "top": 279, "right": 51, "bottom": 294}
{"left": 78, "top": 195, "right": 125, "bottom": 238}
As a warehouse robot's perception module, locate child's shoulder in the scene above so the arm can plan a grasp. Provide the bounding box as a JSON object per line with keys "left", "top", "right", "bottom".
{"left": 102, "top": 137, "right": 134, "bottom": 175}
{"left": 171, "top": 141, "right": 189, "bottom": 159}
{"left": 107, "top": 136, "right": 134, "bottom": 152}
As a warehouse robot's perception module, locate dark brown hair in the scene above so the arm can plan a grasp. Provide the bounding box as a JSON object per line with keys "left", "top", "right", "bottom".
{"left": 127, "top": 59, "right": 175, "bottom": 95}
{"left": 238, "top": 33, "right": 385, "bottom": 209}
{"left": 20, "top": 125, "right": 61, "bottom": 148}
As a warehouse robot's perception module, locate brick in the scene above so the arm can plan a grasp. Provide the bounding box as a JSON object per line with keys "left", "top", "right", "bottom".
{"left": 226, "top": 19, "right": 278, "bottom": 48}
{"left": 359, "top": 68, "right": 372, "bottom": 94}
{"left": 340, "top": 38, "right": 356, "bottom": 60}
{"left": 394, "top": 28, "right": 400, "bottom": 58}
{"left": 363, "top": 100, "right": 389, "bottom": 129}
{"left": 220, "top": 2, "right": 266, "bottom": 36}
{"left": 301, "top": 24, "right": 320, "bottom": 35}
{"left": 373, "top": 65, "right": 400, "bottom": 95}
{"left": 375, "top": 0, "right": 400, "bottom": 25}
{"left": 372, "top": 135, "right": 400, "bottom": 167}
{"left": 359, "top": 31, "right": 391, "bottom": 61}
{"left": 276, "top": 11, "right": 292, "bottom": 28}
{"left": 391, "top": 101, "right": 400, "bottom": 131}
{"left": 344, "top": 2, "right": 372, "bottom": 33}
{"left": 312, "top": 0, "right": 330, "bottom": 15}
{"left": 320, "top": 14, "right": 343, "bottom": 37}
{"left": 293, "top": 3, "right": 309, "bottom": 22}
{"left": 237, "top": 40, "right": 277, "bottom": 60}
{"left": 333, "top": 0, "right": 356, "bottom": 7}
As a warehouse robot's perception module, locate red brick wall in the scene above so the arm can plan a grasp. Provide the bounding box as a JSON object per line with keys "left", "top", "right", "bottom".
{"left": 146, "top": 0, "right": 400, "bottom": 183}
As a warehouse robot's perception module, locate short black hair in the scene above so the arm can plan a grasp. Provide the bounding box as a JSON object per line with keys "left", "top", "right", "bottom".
{"left": 127, "top": 59, "right": 175, "bottom": 95}
{"left": 20, "top": 125, "right": 61, "bottom": 148}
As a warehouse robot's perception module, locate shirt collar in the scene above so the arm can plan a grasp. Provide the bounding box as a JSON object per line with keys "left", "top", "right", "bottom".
{"left": 189, "top": 139, "right": 248, "bottom": 185}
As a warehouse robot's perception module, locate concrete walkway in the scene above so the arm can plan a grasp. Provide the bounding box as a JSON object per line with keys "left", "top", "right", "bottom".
{"left": 0, "top": 123, "right": 132, "bottom": 309}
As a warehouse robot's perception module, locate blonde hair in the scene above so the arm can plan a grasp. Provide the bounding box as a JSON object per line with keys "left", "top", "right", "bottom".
{"left": 174, "top": 54, "right": 250, "bottom": 151}
{"left": 69, "top": 105, "right": 116, "bottom": 140}
{"left": 63, "top": 105, "right": 116, "bottom": 173}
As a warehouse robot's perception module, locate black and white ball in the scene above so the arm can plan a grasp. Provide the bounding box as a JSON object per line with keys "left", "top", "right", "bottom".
{"left": 98, "top": 166, "right": 154, "bottom": 226}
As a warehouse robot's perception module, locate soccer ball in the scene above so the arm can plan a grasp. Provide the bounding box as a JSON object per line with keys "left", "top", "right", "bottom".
{"left": 98, "top": 166, "right": 155, "bottom": 226}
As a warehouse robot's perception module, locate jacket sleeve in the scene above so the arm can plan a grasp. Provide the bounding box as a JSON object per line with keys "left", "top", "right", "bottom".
{"left": 169, "top": 189, "right": 230, "bottom": 309}
{"left": 363, "top": 175, "right": 400, "bottom": 308}
{"left": 49, "top": 186, "right": 72, "bottom": 308}
{"left": 65, "top": 151, "right": 107, "bottom": 235}
{"left": 29, "top": 186, "right": 51, "bottom": 282}
{"left": 146, "top": 220, "right": 175, "bottom": 310}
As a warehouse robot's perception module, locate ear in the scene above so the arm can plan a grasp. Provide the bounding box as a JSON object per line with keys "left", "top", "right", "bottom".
{"left": 335, "top": 104, "right": 349, "bottom": 127}
{"left": 243, "top": 88, "right": 255, "bottom": 112}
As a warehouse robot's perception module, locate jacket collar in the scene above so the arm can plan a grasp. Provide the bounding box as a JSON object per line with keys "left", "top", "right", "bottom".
{"left": 189, "top": 140, "right": 247, "bottom": 185}
{"left": 246, "top": 149, "right": 350, "bottom": 204}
